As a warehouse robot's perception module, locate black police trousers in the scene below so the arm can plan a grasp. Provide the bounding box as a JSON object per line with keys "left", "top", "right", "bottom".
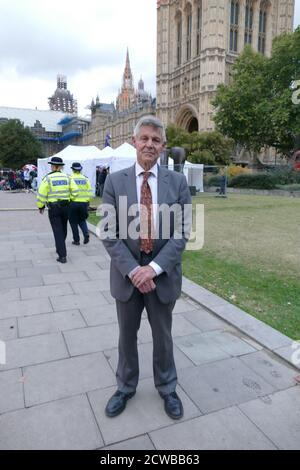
{"left": 48, "top": 203, "right": 69, "bottom": 258}
{"left": 69, "top": 201, "right": 89, "bottom": 243}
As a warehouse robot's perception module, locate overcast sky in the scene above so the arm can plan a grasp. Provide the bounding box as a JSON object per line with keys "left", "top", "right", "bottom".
{"left": 0, "top": 0, "right": 299, "bottom": 117}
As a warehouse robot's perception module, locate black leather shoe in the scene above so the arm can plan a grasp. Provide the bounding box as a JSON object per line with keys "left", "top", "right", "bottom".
{"left": 105, "top": 390, "right": 135, "bottom": 418}
{"left": 56, "top": 257, "right": 67, "bottom": 264}
{"left": 83, "top": 235, "right": 89, "bottom": 245}
{"left": 162, "top": 392, "right": 183, "bottom": 420}
{"left": 72, "top": 241, "right": 80, "bottom": 246}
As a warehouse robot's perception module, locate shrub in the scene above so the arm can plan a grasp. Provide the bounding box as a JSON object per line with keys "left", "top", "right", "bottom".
{"left": 207, "top": 175, "right": 223, "bottom": 187}
{"left": 229, "top": 173, "right": 277, "bottom": 189}
{"left": 267, "top": 167, "right": 300, "bottom": 185}
{"left": 227, "top": 165, "right": 252, "bottom": 178}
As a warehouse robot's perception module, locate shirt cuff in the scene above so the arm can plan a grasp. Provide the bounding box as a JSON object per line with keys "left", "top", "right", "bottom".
{"left": 149, "top": 261, "right": 164, "bottom": 277}
{"left": 128, "top": 265, "right": 141, "bottom": 280}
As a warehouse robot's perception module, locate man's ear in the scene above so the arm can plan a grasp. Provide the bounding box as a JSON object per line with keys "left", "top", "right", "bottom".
{"left": 132, "top": 136, "right": 136, "bottom": 148}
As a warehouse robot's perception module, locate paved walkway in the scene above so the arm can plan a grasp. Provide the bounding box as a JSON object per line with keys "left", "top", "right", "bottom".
{"left": 0, "top": 191, "right": 299, "bottom": 450}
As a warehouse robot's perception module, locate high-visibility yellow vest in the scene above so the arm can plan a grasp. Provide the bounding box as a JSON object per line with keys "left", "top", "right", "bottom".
{"left": 70, "top": 172, "right": 93, "bottom": 203}
{"left": 37, "top": 171, "right": 70, "bottom": 209}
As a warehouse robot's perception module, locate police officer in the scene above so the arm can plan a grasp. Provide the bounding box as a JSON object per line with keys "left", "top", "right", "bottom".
{"left": 37, "top": 156, "right": 70, "bottom": 263}
{"left": 69, "top": 162, "right": 93, "bottom": 245}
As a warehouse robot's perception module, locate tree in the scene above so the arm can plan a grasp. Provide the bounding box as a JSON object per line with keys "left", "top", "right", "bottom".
{"left": 187, "top": 131, "right": 233, "bottom": 165}
{"left": 213, "top": 28, "right": 300, "bottom": 159}
{"left": 212, "top": 46, "right": 269, "bottom": 160}
{"left": 0, "top": 119, "right": 43, "bottom": 169}
{"left": 166, "top": 125, "right": 233, "bottom": 165}
{"left": 263, "top": 27, "right": 300, "bottom": 156}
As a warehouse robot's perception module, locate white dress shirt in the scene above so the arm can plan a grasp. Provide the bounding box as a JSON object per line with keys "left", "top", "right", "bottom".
{"left": 128, "top": 162, "right": 163, "bottom": 279}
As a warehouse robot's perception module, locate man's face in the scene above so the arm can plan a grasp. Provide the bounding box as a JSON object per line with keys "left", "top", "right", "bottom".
{"left": 132, "top": 125, "right": 165, "bottom": 170}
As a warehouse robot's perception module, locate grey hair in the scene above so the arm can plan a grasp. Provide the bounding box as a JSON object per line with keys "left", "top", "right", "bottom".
{"left": 133, "top": 115, "right": 166, "bottom": 143}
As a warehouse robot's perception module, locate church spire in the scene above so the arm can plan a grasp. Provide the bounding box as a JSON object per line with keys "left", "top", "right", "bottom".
{"left": 116, "top": 49, "right": 136, "bottom": 113}
{"left": 122, "top": 48, "right": 134, "bottom": 90}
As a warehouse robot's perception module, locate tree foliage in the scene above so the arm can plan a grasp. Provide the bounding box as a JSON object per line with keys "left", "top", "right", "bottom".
{"left": 0, "top": 119, "right": 43, "bottom": 169}
{"left": 213, "top": 28, "right": 300, "bottom": 158}
{"left": 166, "top": 125, "right": 233, "bottom": 165}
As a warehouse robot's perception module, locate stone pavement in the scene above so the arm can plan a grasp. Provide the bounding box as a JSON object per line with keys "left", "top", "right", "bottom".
{"left": 0, "top": 191, "right": 299, "bottom": 450}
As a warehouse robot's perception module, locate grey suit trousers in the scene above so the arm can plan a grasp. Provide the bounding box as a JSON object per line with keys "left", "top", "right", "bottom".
{"left": 116, "top": 253, "right": 177, "bottom": 396}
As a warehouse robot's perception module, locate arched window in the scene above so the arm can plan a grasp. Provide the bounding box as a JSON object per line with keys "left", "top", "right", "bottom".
{"left": 196, "top": 1, "right": 202, "bottom": 56}
{"left": 244, "top": 0, "right": 253, "bottom": 45}
{"left": 176, "top": 12, "right": 182, "bottom": 66}
{"left": 230, "top": 1, "right": 239, "bottom": 52}
{"left": 258, "top": 1, "right": 267, "bottom": 54}
{"left": 186, "top": 4, "right": 192, "bottom": 61}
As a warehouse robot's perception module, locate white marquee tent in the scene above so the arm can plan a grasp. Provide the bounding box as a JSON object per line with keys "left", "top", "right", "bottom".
{"left": 38, "top": 145, "right": 113, "bottom": 194}
{"left": 38, "top": 143, "right": 204, "bottom": 194}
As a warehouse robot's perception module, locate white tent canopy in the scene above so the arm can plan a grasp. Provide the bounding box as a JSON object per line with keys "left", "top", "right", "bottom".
{"left": 38, "top": 144, "right": 204, "bottom": 195}
{"left": 108, "top": 143, "right": 137, "bottom": 172}
{"left": 37, "top": 145, "right": 113, "bottom": 194}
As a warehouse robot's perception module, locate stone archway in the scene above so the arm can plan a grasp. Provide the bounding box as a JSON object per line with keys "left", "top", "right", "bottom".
{"left": 175, "top": 105, "right": 199, "bottom": 133}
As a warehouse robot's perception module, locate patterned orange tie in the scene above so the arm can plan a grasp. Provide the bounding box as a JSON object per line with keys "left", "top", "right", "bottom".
{"left": 140, "top": 172, "right": 154, "bottom": 254}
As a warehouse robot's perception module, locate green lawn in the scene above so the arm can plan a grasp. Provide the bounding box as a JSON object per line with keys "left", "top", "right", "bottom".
{"left": 89, "top": 193, "right": 300, "bottom": 340}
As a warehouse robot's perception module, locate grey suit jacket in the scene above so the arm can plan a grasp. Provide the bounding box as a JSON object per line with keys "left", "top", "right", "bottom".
{"left": 101, "top": 164, "right": 192, "bottom": 304}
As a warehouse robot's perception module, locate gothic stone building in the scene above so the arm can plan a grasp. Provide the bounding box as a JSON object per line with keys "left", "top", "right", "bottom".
{"left": 82, "top": 50, "right": 156, "bottom": 149}
{"left": 156, "top": 0, "right": 294, "bottom": 147}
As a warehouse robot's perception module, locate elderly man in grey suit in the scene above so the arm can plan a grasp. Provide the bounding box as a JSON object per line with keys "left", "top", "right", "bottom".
{"left": 101, "top": 115, "right": 192, "bottom": 420}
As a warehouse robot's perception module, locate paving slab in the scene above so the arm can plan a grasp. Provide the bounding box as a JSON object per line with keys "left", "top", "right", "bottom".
{"left": 149, "top": 406, "right": 276, "bottom": 450}
{"left": 42, "top": 271, "right": 89, "bottom": 285}
{"left": 50, "top": 291, "right": 108, "bottom": 311}
{"left": 178, "top": 357, "right": 275, "bottom": 414}
{"left": 24, "top": 352, "right": 116, "bottom": 407}
{"left": 0, "top": 297, "right": 53, "bottom": 320}
{"left": 239, "top": 350, "right": 299, "bottom": 391}
{"left": 172, "top": 298, "right": 198, "bottom": 314}
{"left": 0, "top": 288, "right": 20, "bottom": 303}
{"left": 18, "top": 310, "right": 86, "bottom": 337}
{"left": 20, "top": 283, "right": 73, "bottom": 300}
{"left": 0, "top": 268, "right": 16, "bottom": 279}
{"left": 239, "top": 387, "right": 300, "bottom": 450}
{"left": 71, "top": 279, "right": 110, "bottom": 294}
{"left": 102, "top": 435, "right": 155, "bottom": 451}
{"left": 0, "top": 275, "right": 44, "bottom": 290}
{"left": 0, "top": 368, "right": 24, "bottom": 414}
{"left": 0, "top": 395, "right": 103, "bottom": 450}
{"left": 182, "top": 308, "right": 232, "bottom": 332}
{"left": 88, "top": 379, "right": 201, "bottom": 446}
{"left": 57, "top": 261, "right": 101, "bottom": 273}
{"left": 174, "top": 332, "right": 230, "bottom": 365}
{"left": 202, "top": 330, "right": 258, "bottom": 356}
{"left": 80, "top": 304, "right": 117, "bottom": 327}
{"left": 0, "top": 333, "right": 69, "bottom": 371}
{"left": 0, "top": 318, "right": 18, "bottom": 340}
{"left": 17, "top": 265, "right": 59, "bottom": 277}
{"left": 0, "top": 260, "right": 33, "bottom": 270}
{"left": 84, "top": 269, "right": 110, "bottom": 281}
{"left": 64, "top": 323, "right": 120, "bottom": 356}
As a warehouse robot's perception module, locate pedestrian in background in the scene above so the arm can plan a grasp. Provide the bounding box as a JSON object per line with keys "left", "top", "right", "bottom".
{"left": 37, "top": 156, "right": 70, "bottom": 263}
{"left": 69, "top": 162, "right": 93, "bottom": 245}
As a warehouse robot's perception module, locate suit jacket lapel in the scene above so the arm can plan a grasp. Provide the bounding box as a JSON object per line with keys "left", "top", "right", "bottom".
{"left": 154, "top": 166, "right": 169, "bottom": 253}
{"left": 124, "top": 164, "right": 138, "bottom": 208}
{"left": 157, "top": 165, "right": 169, "bottom": 206}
